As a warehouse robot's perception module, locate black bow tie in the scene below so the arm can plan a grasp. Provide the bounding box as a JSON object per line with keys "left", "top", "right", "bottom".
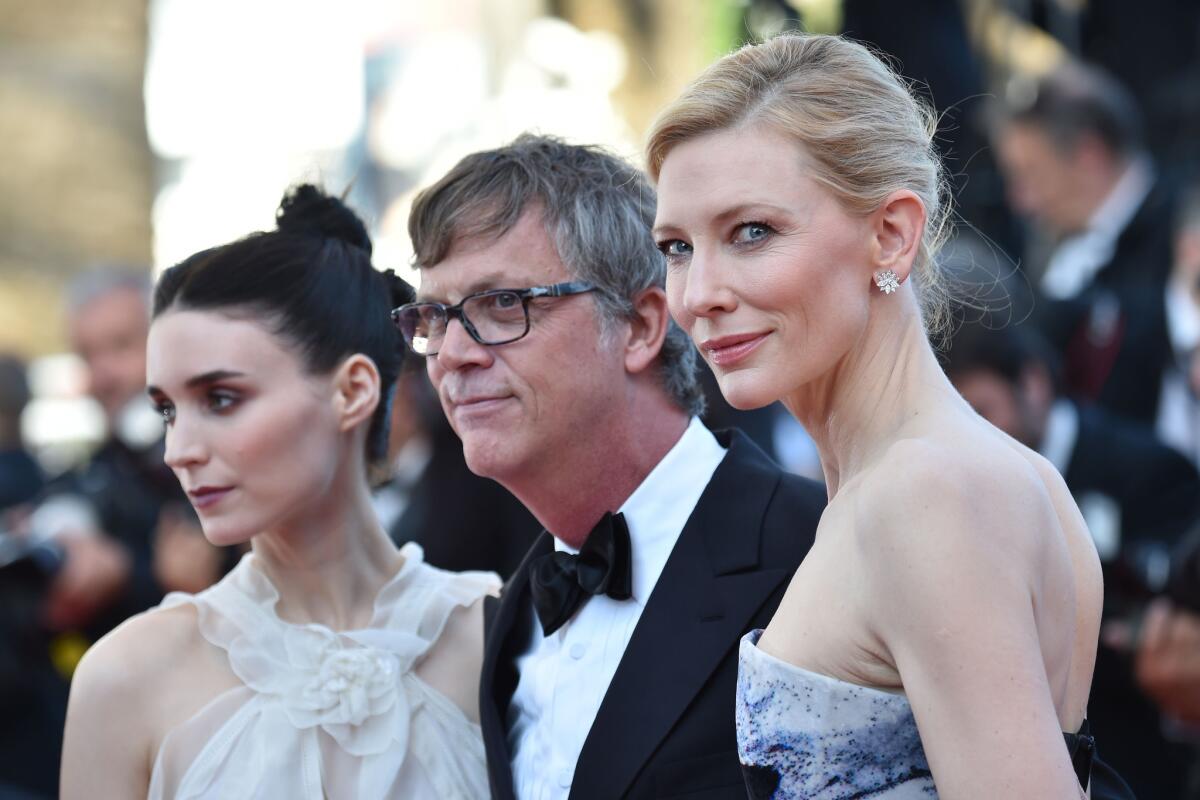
{"left": 529, "top": 511, "right": 633, "bottom": 636}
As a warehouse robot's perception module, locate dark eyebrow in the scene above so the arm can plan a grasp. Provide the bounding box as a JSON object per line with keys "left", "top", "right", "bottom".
{"left": 185, "top": 369, "right": 246, "bottom": 388}
{"left": 146, "top": 369, "right": 247, "bottom": 398}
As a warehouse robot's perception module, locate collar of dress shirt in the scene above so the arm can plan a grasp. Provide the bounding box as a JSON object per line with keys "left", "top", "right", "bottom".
{"left": 1039, "top": 398, "right": 1080, "bottom": 474}
{"left": 1040, "top": 156, "right": 1155, "bottom": 300}
{"left": 553, "top": 416, "right": 726, "bottom": 605}
{"left": 1088, "top": 155, "right": 1154, "bottom": 240}
{"left": 1166, "top": 277, "right": 1200, "bottom": 355}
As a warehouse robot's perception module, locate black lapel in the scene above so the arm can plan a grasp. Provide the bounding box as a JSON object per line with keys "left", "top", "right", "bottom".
{"left": 1061, "top": 402, "right": 1089, "bottom": 489}
{"left": 569, "top": 431, "right": 794, "bottom": 800}
{"left": 480, "top": 532, "right": 553, "bottom": 800}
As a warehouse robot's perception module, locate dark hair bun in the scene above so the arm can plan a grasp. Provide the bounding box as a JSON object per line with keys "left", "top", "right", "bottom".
{"left": 276, "top": 184, "right": 373, "bottom": 256}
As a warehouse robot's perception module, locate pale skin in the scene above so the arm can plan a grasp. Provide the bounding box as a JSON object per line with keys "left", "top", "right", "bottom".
{"left": 60, "top": 310, "right": 488, "bottom": 799}
{"left": 654, "top": 123, "right": 1104, "bottom": 798}
{"left": 420, "top": 206, "right": 688, "bottom": 547}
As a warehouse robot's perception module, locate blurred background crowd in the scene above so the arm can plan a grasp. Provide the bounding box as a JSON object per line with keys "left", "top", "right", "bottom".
{"left": 1, "top": 1, "right": 1199, "bottom": 798}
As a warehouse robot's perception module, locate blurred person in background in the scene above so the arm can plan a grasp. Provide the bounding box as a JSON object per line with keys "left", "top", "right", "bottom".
{"left": 946, "top": 320, "right": 1199, "bottom": 798}
{"left": 996, "top": 60, "right": 1176, "bottom": 428}
{"left": 1107, "top": 522, "right": 1200, "bottom": 798}
{"left": 0, "top": 356, "right": 43, "bottom": 513}
{"left": 1159, "top": 185, "right": 1200, "bottom": 470}
{"left": 373, "top": 367, "right": 539, "bottom": 580}
{"left": 0, "top": 355, "right": 61, "bottom": 800}
{"left": 36, "top": 270, "right": 227, "bottom": 642}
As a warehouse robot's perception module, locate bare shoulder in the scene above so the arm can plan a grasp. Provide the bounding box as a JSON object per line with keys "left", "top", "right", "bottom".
{"left": 434, "top": 594, "right": 488, "bottom": 662}
{"left": 416, "top": 593, "right": 490, "bottom": 723}
{"left": 73, "top": 602, "right": 204, "bottom": 703}
{"left": 62, "top": 603, "right": 205, "bottom": 798}
{"left": 858, "top": 434, "right": 1058, "bottom": 561}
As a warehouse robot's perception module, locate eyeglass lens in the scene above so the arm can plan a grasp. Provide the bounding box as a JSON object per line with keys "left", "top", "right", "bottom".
{"left": 398, "top": 291, "right": 529, "bottom": 355}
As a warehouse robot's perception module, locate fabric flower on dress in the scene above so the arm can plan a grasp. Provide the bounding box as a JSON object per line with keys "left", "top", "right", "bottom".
{"left": 271, "top": 626, "right": 406, "bottom": 757}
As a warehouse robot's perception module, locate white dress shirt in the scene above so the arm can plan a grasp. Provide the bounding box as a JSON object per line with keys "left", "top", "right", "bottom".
{"left": 1040, "top": 157, "right": 1154, "bottom": 300}
{"left": 506, "top": 417, "right": 726, "bottom": 800}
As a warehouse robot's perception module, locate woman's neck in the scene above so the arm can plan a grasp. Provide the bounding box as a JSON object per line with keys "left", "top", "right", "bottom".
{"left": 783, "top": 293, "right": 963, "bottom": 497}
{"left": 251, "top": 469, "right": 403, "bottom": 631}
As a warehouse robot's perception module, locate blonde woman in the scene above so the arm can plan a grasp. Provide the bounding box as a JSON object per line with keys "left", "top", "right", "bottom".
{"left": 647, "top": 34, "right": 1131, "bottom": 799}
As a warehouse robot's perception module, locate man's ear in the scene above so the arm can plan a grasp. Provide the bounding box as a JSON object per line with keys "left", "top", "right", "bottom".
{"left": 624, "top": 286, "right": 671, "bottom": 375}
{"left": 332, "top": 354, "right": 382, "bottom": 434}
{"left": 868, "top": 189, "right": 926, "bottom": 285}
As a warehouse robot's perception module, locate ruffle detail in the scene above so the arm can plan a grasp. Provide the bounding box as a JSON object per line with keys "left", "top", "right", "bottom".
{"left": 151, "top": 543, "right": 499, "bottom": 799}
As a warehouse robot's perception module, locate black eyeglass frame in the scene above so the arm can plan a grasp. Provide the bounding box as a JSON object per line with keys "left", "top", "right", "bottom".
{"left": 391, "top": 280, "right": 597, "bottom": 356}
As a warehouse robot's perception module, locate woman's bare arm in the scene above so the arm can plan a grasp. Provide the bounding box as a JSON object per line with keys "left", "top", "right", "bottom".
{"left": 60, "top": 620, "right": 158, "bottom": 799}
{"left": 862, "top": 447, "right": 1088, "bottom": 799}
{"left": 416, "top": 595, "right": 490, "bottom": 723}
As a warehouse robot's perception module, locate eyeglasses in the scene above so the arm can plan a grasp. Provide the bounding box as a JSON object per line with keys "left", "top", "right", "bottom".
{"left": 392, "top": 281, "right": 597, "bottom": 356}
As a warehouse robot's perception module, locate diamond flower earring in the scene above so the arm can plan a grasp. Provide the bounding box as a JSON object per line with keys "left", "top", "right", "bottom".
{"left": 874, "top": 270, "right": 900, "bottom": 295}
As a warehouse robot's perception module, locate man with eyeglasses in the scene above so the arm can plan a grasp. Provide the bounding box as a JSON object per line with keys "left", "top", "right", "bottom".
{"left": 398, "top": 133, "right": 824, "bottom": 800}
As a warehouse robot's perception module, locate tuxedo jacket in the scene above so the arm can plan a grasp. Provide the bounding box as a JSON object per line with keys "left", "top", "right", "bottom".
{"left": 1036, "top": 178, "right": 1176, "bottom": 425}
{"left": 1064, "top": 401, "right": 1200, "bottom": 546}
{"left": 479, "top": 429, "right": 824, "bottom": 800}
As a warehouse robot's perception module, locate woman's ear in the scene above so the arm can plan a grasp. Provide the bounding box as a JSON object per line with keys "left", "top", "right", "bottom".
{"left": 332, "top": 354, "right": 382, "bottom": 434}
{"left": 869, "top": 189, "right": 926, "bottom": 286}
{"left": 624, "top": 286, "right": 671, "bottom": 374}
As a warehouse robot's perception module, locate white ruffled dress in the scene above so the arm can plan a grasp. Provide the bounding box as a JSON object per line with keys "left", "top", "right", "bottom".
{"left": 146, "top": 543, "right": 499, "bottom": 799}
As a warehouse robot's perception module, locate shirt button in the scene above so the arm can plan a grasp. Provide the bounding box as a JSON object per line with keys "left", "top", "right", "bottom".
{"left": 569, "top": 642, "right": 587, "bottom": 660}
{"left": 557, "top": 769, "right": 572, "bottom": 788}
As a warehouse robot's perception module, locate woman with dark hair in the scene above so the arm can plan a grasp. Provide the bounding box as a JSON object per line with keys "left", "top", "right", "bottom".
{"left": 60, "top": 186, "right": 497, "bottom": 799}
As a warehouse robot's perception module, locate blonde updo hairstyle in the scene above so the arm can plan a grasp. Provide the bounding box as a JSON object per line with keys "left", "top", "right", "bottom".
{"left": 646, "top": 33, "right": 953, "bottom": 336}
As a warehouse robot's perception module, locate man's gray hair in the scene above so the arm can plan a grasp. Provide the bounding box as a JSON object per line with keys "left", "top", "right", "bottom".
{"left": 1005, "top": 61, "right": 1144, "bottom": 158}
{"left": 409, "top": 133, "right": 705, "bottom": 416}
{"left": 65, "top": 266, "right": 152, "bottom": 316}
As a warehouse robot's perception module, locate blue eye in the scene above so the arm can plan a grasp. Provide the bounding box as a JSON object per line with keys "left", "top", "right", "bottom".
{"left": 657, "top": 240, "right": 692, "bottom": 258}
{"left": 734, "top": 222, "right": 773, "bottom": 244}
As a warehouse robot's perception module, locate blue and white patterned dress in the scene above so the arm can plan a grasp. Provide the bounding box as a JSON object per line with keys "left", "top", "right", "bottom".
{"left": 736, "top": 629, "right": 1095, "bottom": 799}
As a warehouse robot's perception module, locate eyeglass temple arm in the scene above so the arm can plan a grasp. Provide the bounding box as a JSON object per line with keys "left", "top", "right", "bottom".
{"left": 528, "top": 281, "right": 595, "bottom": 298}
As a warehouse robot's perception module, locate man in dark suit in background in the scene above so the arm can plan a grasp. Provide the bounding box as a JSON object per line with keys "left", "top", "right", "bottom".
{"left": 399, "top": 133, "right": 825, "bottom": 799}
{"left": 996, "top": 61, "right": 1176, "bottom": 427}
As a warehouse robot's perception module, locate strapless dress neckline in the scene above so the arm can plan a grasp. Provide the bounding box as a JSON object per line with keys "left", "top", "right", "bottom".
{"left": 736, "top": 629, "right": 1094, "bottom": 799}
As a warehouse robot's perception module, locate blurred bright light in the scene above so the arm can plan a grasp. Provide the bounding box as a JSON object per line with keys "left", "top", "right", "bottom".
{"left": 145, "top": 0, "right": 365, "bottom": 158}
{"left": 23, "top": 353, "right": 106, "bottom": 472}
{"left": 151, "top": 153, "right": 348, "bottom": 271}
{"left": 368, "top": 33, "right": 489, "bottom": 171}
{"left": 521, "top": 18, "right": 627, "bottom": 93}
